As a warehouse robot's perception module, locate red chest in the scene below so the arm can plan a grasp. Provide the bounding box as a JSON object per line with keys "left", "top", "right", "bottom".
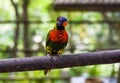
{"left": 49, "top": 29, "right": 68, "bottom": 43}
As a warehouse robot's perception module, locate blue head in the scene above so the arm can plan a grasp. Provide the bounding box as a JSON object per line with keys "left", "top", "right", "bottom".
{"left": 56, "top": 16, "right": 68, "bottom": 30}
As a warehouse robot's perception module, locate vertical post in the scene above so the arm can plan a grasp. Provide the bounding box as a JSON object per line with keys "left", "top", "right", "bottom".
{"left": 117, "top": 21, "right": 120, "bottom": 83}
{"left": 68, "top": 13, "right": 75, "bottom": 53}
{"left": 118, "top": 64, "right": 120, "bottom": 83}
{"left": 22, "top": 0, "right": 30, "bottom": 57}
{"left": 102, "top": 12, "right": 116, "bottom": 77}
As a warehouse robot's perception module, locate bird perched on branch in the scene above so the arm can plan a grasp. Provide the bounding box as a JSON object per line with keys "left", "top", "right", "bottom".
{"left": 44, "top": 16, "right": 68, "bottom": 75}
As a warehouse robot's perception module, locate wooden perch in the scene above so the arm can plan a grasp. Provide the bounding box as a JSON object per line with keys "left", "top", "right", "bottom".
{"left": 0, "top": 49, "right": 120, "bottom": 73}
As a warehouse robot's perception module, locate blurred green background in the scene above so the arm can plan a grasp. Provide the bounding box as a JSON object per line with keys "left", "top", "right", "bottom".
{"left": 0, "top": 0, "right": 120, "bottom": 83}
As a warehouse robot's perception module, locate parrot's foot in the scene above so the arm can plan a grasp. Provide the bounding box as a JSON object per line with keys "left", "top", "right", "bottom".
{"left": 58, "top": 55, "right": 63, "bottom": 60}
{"left": 47, "top": 54, "right": 53, "bottom": 60}
{"left": 58, "top": 50, "right": 63, "bottom": 55}
{"left": 57, "top": 50, "right": 63, "bottom": 59}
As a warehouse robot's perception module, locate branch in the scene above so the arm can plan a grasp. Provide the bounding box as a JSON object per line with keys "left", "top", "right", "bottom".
{"left": 0, "top": 49, "right": 120, "bottom": 73}
{"left": 11, "top": 0, "right": 17, "bottom": 7}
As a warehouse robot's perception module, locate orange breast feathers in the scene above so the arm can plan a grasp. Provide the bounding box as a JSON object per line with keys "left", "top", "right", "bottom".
{"left": 49, "top": 29, "right": 68, "bottom": 43}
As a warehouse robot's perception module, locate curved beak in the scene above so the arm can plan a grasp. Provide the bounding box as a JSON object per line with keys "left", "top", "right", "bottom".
{"left": 63, "top": 22, "right": 67, "bottom": 27}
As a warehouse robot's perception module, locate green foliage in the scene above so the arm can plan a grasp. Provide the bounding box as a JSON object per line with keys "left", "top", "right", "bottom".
{"left": 0, "top": 0, "right": 119, "bottom": 82}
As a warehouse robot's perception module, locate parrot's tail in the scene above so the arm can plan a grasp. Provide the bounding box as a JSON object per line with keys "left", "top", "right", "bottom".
{"left": 44, "top": 69, "right": 51, "bottom": 75}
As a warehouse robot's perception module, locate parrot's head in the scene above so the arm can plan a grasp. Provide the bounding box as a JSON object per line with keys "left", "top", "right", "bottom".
{"left": 56, "top": 16, "right": 68, "bottom": 30}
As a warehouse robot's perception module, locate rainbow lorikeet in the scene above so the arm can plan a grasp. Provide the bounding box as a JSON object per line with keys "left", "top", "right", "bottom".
{"left": 44, "top": 16, "right": 68, "bottom": 75}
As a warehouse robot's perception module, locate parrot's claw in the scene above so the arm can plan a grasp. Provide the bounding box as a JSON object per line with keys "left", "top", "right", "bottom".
{"left": 58, "top": 55, "right": 63, "bottom": 60}
{"left": 47, "top": 54, "right": 52, "bottom": 60}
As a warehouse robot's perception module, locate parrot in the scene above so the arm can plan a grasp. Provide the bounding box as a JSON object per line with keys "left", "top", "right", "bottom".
{"left": 44, "top": 16, "right": 68, "bottom": 75}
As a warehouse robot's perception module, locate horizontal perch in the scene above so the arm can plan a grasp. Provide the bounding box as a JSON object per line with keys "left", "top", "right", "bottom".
{"left": 0, "top": 49, "right": 120, "bottom": 73}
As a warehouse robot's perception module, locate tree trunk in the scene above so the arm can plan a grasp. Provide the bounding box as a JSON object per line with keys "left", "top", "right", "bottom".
{"left": 11, "top": 0, "right": 20, "bottom": 58}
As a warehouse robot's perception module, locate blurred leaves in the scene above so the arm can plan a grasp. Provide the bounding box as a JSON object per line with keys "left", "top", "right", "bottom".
{"left": 0, "top": 0, "right": 119, "bottom": 80}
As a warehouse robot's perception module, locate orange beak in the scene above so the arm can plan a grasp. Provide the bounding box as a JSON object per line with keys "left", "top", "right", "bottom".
{"left": 63, "top": 22, "right": 67, "bottom": 27}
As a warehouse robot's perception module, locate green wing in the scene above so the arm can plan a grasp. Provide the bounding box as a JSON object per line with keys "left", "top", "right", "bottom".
{"left": 46, "top": 31, "right": 50, "bottom": 46}
{"left": 45, "top": 31, "right": 52, "bottom": 54}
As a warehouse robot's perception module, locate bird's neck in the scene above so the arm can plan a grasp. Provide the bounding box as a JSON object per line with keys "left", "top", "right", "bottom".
{"left": 55, "top": 25, "right": 65, "bottom": 30}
